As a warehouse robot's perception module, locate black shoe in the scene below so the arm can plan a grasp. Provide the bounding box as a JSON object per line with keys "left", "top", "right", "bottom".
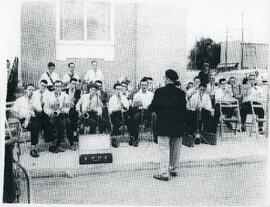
{"left": 170, "top": 171, "right": 178, "bottom": 177}
{"left": 194, "top": 138, "right": 200, "bottom": 145}
{"left": 241, "top": 126, "right": 246, "bottom": 132}
{"left": 111, "top": 138, "right": 119, "bottom": 148}
{"left": 153, "top": 174, "right": 169, "bottom": 181}
{"left": 30, "top": 149, "right": 39, "bottom": 158}
{"left": 133, "top": 139, "right": 139, "bottom": 147}
{"left": 226, "top": 123, "right": 233, "bottom": 130}
{"left": 129, "top": 137, "right": 134, "bottom": 146}
{"left": 49, "top": 145, "right": 57, "bottom": 153}
{"left": 259, "top": 128, "right": 264, "bottom": 135}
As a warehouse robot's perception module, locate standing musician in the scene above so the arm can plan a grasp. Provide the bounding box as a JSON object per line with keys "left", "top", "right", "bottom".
{"left": 132, "top": 77, "right": 154, "bottom": 147}
{"left": 206, "top": 73, "right": 217, "bottom": 106}
{"left": 43, "top": 80, "right": 70, "bottom": 153}
{"left": 12, "top": 84, "right": 40, "bottom": 157}
{"left": 108, "top": 83, "right": 133, "bottom": 147}
{"left": 76, "top": 83, "right": 104, "bottom": 134}
{"left": 62, "top": 62, "right": 80, "bottom": 89}
{"left": 240, "top": 74, "right": 265, "bottom": 134}
{"left": 63, "top": 78, "right": 81, "bottom": 150}
{"left": 213, "top": 78, "right": 235, "bottom": 132}
{"left": 39, "top": 62, "right": 60, "bottom": 91}
{"left": 84, "top": 60, "right": 104, "bottom": 84}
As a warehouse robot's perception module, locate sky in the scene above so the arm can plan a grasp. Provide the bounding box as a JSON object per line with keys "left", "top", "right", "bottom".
{"left": 186, "top": 0, "right": 270, "bottom": 52}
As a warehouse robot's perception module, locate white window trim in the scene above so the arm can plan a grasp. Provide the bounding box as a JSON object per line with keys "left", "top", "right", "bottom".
{"left": 55, "top": 0, "right": 115, "bottom": 60}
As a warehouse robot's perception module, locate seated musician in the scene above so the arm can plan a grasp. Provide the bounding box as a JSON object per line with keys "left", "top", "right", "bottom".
{"left": 228, "top": 76, "right": 241, "bottom": 100}
{"left": 43, "top": 80, "right": 70, "bottom": 153}
{"left": 95, "top": 80, "right": 111, "bottom": 133}
{"left": 186, "top": 83, "right": 214, "bottom": 140}
{"left": 213, "top": 78, "right": 236, "bottom": 131}
{"left": 240, "top": 74, "right": 265, "bottom": 134}
{"left": 108, "top": 83, "right": 131, "bottom": 147}
{"left": 12, "top": 84, "right": 40, "bottom": 157}
{"left": 132, "top": 77, "right": 154, "bottom": 147}
{"left": 63, "top": 78, "right": 81, "bottom": 151}
{"left": 76, "top": 83, "right": 103, "bottom": 134}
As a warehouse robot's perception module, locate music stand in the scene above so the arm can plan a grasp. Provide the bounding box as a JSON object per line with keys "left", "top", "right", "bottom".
{"left": 194, "top": 108, "right": 210, "bottom": 145}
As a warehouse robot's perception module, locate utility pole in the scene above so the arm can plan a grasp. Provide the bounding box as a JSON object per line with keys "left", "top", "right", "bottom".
{"left": 240, "top": 11, "right": 244, "bottom": 70}
{"left": 225, "top": 26, "right": 228, "bottom": 71}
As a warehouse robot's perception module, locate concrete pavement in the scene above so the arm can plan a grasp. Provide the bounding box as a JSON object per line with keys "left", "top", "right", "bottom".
{"left": 19, "top": 131, "right": 268, "bottom": 178}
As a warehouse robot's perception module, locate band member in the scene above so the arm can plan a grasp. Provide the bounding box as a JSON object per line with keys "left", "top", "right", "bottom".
{"left": 213, "top": 78, "right": 235, "bottom": 131}
{"left": 63, "top": 78, "right": 81, "bottom": 150}
{"left": 228, "top": 76, "right": 241, "bottom": 100}
{"left": 186, "top": 76, "right": 201, "bottom": 101}
{"left": 240, "top": 74, "right": 265, "bottom": 134}
{"left": 186, "top": 83, "right": 214, "bottom": 141}
{"left": 206, "top": 73, "right": 217, "bottom": 106}
{"left": 12, "top": 84, "right": 40, "bottom": 157}
{"left": 81, "top": 81, "right": 89, "bottom": 94}
{"left": 84, "top": 60, "right": 104, "bottom": 84}
{"left": 108, "top": 83, "right": 131, "bottom": 147}
{"left": 147, "top": 77, "right": 154, "bottom": 92}
{"left": 39, "top": 62, "right": 60, "bottom": 91}
{"left": 44, "top": 80, "right": 70, "bottom": 153}
{"left": 150, "top": 69, "right": 186, "bottom": 181}
{"left": 76, "top": 83, "right": 103, "bottom": 134}
{"left": 132, "top": 77, "right": 154, "bottom": 147}
{"left": 198, "top": 62, "right": 210, "bottom": 85}
{"left": 174, "top": 80, "right": 181, "bottom": 89}
{"left": 62, "top": 62, "right": 80, "bottom": 89}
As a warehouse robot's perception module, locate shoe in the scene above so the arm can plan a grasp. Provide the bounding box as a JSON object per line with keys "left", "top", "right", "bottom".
{"left": 133, "top": 139, "right": 139, "bottom": 147}
{"left": 56, "top": 146, "right": 65, "bottom": 152}
{"left": 194, "top": 137, "right": 200, "bottom": 145}
{"left": 129, "top": 137, "right": 134, "bottom": 146}
{"left": 259, "top": 128, "right": 264, "bottom": 135}
{"left": 30, "top": 149, "right": 39, "bottom": 158}
{"left": 153, "top": 174, "right": 169, "bottom": 181}
{"left": 241, "top": 125, "right": 246, "bottom": 132}
{"left": 170, "top": 171, "right": 178, "bottom": 177}
{"left": 111, "top": 138, "right": 119, "bottom": 148}
{"left": 226, "top": 123, "right": 233, "bottom": 130}
{"left": 49, "top": 145, "right": 57, "bottom": 153}
{"left": 70, "top": 145, "right": 77, "bottom": 151}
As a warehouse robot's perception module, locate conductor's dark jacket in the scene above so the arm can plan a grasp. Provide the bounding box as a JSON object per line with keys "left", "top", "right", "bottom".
{"left": 149, "top": 83, "right": 186, "bottom": 137}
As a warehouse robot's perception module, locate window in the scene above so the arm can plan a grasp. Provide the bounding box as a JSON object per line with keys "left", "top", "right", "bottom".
{"left": 56, "top": 1, "right": 115, "bottom": 60}
{"left": 58, "top": 1, "right": 113, "bottom": 43}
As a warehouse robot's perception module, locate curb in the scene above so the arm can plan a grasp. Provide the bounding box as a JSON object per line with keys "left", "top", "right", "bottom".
{"left": 27, "top": 154, "right": 267, "bottom": 179}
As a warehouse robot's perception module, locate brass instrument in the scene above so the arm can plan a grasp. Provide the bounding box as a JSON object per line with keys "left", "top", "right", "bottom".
{"left": 53, "top": 91, "right": 61, "bottom": 117}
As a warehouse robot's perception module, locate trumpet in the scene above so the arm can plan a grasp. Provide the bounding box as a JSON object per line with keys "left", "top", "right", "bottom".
{"left": 53, "top": 92, "right": 61, "bottom": 117}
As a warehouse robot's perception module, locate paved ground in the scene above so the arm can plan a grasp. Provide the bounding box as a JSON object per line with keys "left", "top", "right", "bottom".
{"left": 20, "top": 162, "right": 266, "bottom": 206}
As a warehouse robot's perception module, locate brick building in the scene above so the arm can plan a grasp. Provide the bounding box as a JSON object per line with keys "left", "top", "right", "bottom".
{"left": 218, "top": 40, "right": 269, "bottom": 71}
{"left": 19, "top": 1, "right": 187, "bottom": 90}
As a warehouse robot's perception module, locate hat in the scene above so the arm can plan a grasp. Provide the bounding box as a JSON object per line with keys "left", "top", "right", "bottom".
{"left": 165, "top": 69, "right": 178, "bottom": 82}
{"left": 204, "top": 63, "right": 209, "bottom": 67}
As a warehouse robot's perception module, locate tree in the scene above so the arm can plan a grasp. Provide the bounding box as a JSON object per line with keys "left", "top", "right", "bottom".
{"left": 188, "top": 37, "right": 221, "bottom": 70}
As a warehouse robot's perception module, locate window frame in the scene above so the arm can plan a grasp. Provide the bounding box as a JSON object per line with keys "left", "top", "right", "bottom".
{"left": 56, "top": 0, "right": 115, "bottom": 45}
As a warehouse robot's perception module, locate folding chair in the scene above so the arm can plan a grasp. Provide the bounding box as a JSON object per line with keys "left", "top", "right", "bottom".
{"left": 249, "top": 101, "right": 267, "bottom": 138}
{"left": 219, "top": 99, "right": 241, "bottom": 140}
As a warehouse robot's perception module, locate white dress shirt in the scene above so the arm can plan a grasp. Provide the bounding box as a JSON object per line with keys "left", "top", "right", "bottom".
{"left": 43, "top": 91, "right": 69, "bottom": 116}
{"left": 242, "top": 86, "right": 264, "bottom": 103}
{"left": 214, "top": 87, "right": 234, "bottom": 103}
{"left": 76, "top": 93, "right": 103, "bottom": 115}
{"left": 108, "top": 94, "right": 129, "bottom": 114}
{"left": 32, "top": 89, "right": 50, "bottom": 112}
{"left": 84, "top": 69, "right": 104, "bottom": 83}
{"left": 39, "top": 71, "right": 60, "bottom": 86}
{"left": 186, "top": 91, "right": 212, "bottom": 111}
{"left": 133, "top": 90, "right": 154, "bottom": 109}
{"left": 12, "top": 95, "right": 34, "bottom": 119}
{"left": 62, "top": 72, "right": 80, "bottom": 86}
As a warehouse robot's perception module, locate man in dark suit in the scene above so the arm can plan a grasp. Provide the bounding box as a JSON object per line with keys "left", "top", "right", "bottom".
{"left": 150, "top": 69, "right": 186, "bottom": 181}
{"left": 63, "top": 78, "right": 81, "bottom": 150}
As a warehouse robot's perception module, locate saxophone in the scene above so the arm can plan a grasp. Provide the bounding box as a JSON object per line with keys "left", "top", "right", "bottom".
{"left": 82, "top": 94, "right": 92, "bottom": 119}
{"left": 53, "top": 91, "right": 61, "bottom": 117}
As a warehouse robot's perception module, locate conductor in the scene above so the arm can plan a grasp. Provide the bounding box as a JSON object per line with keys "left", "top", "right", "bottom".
{"left": 150, "top": 69, "right": 186, "bottom": 181}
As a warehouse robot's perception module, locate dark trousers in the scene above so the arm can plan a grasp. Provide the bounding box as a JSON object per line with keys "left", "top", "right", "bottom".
{"left": 213, "top": 103, "right": 235, "bottom": 130}
{"left": 186, "top": 109, "right": 215, "bottom": 134}
{"left": 110, "top": 110, "right": 136, "bottom": 137}
{"left": 240, "top": 102, "right": 264, "bottom": 127}
{"left": 133, "top": 109, "right": 151, "bottom": 139}
{"left": 79, "top": 111, "right": 108, "bottom": 134}
{"left": 20, "top": 112, "right": 52, "bottom": 145}
{"left": 66, "top": 108, "right": 79, "bottom": 145}
{"left": 51, "top": 113, "right": 67, "bottom": 146}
